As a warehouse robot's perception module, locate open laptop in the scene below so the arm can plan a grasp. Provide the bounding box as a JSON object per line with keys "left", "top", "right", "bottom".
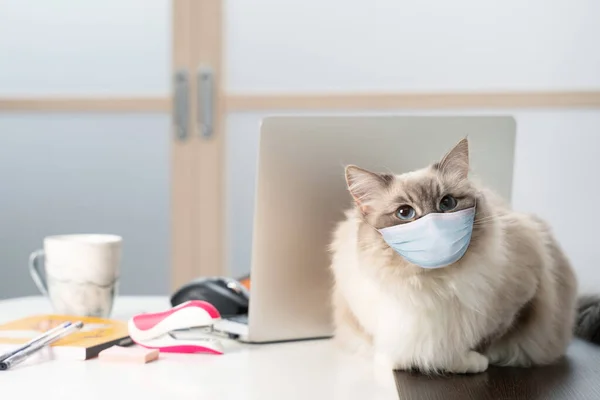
{"left": 213, "top": 115, "right": 517, "bottom": 343}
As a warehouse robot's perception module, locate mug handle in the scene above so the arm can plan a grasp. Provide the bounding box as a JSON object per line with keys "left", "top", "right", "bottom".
{"left": 29, "top": 249, "right": 48, "bottom": 296}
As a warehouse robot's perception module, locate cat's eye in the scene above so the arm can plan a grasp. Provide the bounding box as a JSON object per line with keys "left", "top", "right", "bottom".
{"left": 396, "top": 205, "right": 416, "bottom": 220}
{"left": 439, "top": 195, "right": 457, "bottom": 212}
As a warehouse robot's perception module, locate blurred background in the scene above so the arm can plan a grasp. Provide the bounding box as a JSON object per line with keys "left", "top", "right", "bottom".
{"left": 1, "top": 0, "right": 599, "bottom": 299}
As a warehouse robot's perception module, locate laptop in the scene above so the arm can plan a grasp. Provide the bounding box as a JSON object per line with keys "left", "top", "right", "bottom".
{"left": 213, "top": 115, "right": 517, "bottom": 343}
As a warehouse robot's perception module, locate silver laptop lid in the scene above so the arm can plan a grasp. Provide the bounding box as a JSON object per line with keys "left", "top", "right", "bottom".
{"left": 246, "top": 115, "right": 516, "bottom": 343}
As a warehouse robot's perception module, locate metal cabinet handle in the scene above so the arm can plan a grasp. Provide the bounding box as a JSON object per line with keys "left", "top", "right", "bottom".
{"left": 173, "top": 69, "right": 189, "bottom": 141}
{"left": 197, "top": 65, "right": 214, "bottom": 138}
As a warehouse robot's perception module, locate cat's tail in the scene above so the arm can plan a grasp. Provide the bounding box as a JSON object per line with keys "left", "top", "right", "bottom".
{"left": 574, "top": 294, "right": 600, "bottom": 344}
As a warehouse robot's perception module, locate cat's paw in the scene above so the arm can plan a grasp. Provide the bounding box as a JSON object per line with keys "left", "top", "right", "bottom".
{"left": 486, "top": 347, "right": 507, "bottom": 365}
{"left": 447, "top": 351, "right": 489, "bottom": 374}
{"left": 486, "top": 344, "right": 532, "bottom": 367}
{"left": 372, "top": 354, "right": 397, "bottom": 388}
{"left": 333, "top": 329, "right": 373, "bottom": 359}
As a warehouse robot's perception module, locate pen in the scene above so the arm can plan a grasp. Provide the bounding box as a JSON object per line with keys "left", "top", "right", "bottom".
{"left": 0, "top": 321, "right": 73, "bottom": 363}
{"left": 0, "top": 321, "right": 84, "bottom": 371}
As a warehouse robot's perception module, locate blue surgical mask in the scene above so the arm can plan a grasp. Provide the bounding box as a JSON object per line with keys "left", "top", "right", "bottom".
{"left": 378, "top": 207, "right": 476, "bottom": 269}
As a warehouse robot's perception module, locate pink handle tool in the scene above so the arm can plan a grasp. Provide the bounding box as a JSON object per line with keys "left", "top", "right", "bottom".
{"left": 128, "top": 300, "right": 224, "bottom": 355}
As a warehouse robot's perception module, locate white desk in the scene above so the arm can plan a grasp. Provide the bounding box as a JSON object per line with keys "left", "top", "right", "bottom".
{"left": 0, "top": 296, "right": 397, "bottom": 399}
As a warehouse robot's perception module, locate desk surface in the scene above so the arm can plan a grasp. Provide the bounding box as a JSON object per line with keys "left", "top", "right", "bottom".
{"left": 0, "top": 296, "right": 398, "bottom": 400}
{"left": 393, "top": 338, "right": 600, "bottom": 400}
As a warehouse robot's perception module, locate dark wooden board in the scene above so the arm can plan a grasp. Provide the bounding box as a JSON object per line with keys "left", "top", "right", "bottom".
{"left": 394, "top": 339, "right": 600, "bottom": 400}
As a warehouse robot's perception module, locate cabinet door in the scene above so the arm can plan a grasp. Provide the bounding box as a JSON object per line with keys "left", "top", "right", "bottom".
{"left": 0, "top": 0, "right": 173, "bottom": 298}
{"left": 172, "top": 0, "right": 226, "bottom": 289}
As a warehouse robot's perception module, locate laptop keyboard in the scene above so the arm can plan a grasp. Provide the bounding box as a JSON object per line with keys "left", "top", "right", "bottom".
{"left": 226, "top": 314, "right": 249, "bottom": 325}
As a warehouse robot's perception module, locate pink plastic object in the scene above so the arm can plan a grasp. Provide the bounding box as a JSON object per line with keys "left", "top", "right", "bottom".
{"left": 128, "top": 300, "right": 224, "bottom": 355}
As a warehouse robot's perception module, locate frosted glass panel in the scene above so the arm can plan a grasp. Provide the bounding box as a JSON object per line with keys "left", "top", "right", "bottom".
{"left": 0, "top": 0, "right": 170, "bottom": 96}
{"left": 510, "top": 111, "right": 600, "bottom": 294}
{"left": 0, "top": 113, "right": 170, "bottom": 299}
{"left": 226, "top": 110, "right": 600, "bottom": 293}
{"left": 226, "top": 0, "right": 600, "bottom": 92}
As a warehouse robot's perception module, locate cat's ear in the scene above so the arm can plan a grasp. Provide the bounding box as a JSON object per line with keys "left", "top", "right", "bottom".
{"left": 345, "top": 165, "right": 392, "bottom": 214}
{"left": 435, "top": 137, "right": 469, "bottom": 179}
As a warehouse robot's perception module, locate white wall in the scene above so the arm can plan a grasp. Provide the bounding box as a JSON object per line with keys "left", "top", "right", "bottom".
{"left": 0, "top": 0, "right": 171, "bottom": 298}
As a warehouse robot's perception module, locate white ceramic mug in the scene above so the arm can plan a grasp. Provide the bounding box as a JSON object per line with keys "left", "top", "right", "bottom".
{"left": 28, "top": 234, "right": 122, "bottom": 318}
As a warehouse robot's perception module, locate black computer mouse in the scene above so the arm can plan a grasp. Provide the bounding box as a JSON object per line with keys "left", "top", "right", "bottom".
{"left": 170, "top": 276, "right": 249, "bottom": 317}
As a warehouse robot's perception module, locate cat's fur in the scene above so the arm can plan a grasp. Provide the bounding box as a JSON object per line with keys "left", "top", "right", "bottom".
{"left": 329, "top": 138, "right": 600, "bottom": 374}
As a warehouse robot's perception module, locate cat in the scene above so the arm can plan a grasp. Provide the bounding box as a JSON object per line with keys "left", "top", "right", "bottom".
{"left": 328, "top": 137, "right": 600, "bottom": 374}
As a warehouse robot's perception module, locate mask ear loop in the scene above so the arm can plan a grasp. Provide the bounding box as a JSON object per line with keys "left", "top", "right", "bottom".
{"left": 354, "top": 205, "right": 390, "bottom": 238}
{"left": 471, "top": 197, "right": 478, "bottom": 220}
{"left": 360, "top": 215, "right": 384, "bottom": 236}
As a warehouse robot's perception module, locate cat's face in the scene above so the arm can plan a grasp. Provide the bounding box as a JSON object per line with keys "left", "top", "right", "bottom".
{"left": 345, "top": 138, "right": 478, "bottom": 229}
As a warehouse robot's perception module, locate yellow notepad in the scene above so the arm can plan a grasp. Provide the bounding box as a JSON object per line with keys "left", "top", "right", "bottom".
{"left": 0, "top": 314, "right": 131, "bottom": 360}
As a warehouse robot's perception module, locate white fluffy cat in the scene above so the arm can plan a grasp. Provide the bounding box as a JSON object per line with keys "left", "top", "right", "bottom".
{"left": 328, "top": 138, "right": 598, "bottom": 375}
